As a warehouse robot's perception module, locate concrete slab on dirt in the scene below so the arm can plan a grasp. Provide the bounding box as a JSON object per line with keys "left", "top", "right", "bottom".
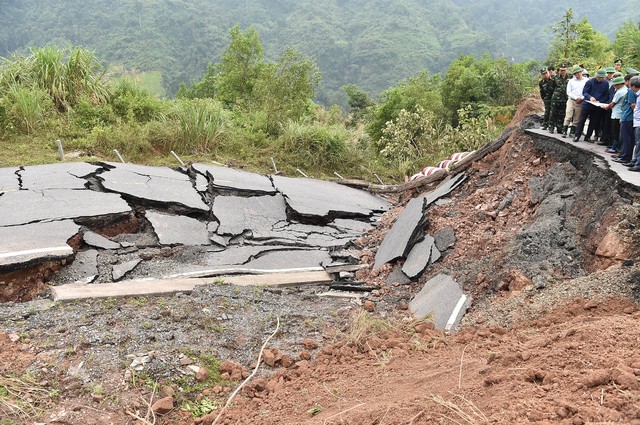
{"left": 50, "top": 271, "right": 332, "bottom": 301}
{"left": 21, "top": 163, "right": 101, "bottom": 190}
{"left": 192, "top": 163, "right": 276, "bottom": 194}
{"left": 0, "top": 220, "right": 79, "bottom": 269}
{"left": 402, "top": 235, "right": 435, "bottom": 278}
{"left": 271, "top": 175, "right": 390, "bottom": 218}
{"left": 98, "top": 162, "right": 208, "bottom": 212}
{"left": 409, "top": 274, "right": 471, "bottom": 332}
{"left": 373, "top": 196, "right": 428, "bottom": 270}
{"left": 146, "top": 211, "right": 210, "bottom": 246}
{"left": 424, "top": 173, "right": 467, "bottom": 206}
{"left": 83, "top": 231, "right": 121, "bottom": 250}
{"left": 525, "top": 128, "right": 640, "bottom": 188}
{"left": 112, "top": 259, "right": 141, "bottom": 281}
{"left": 212, "top": 194, "right": 288, "bottom": 238}
{"left": 0, "top": 188, "right": 131, "bottom": 227}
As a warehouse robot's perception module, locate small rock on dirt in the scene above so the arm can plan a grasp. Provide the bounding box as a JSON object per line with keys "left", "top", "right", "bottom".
{"left": 151, "top": 396, "right": 173, "bottom": 415}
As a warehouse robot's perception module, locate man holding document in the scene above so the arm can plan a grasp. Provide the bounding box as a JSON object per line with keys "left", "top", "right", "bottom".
{"left": 573, "top": 69, "right": 611, "bottom": 143}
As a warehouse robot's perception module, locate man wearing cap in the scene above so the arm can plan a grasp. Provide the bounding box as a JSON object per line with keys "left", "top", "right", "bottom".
{"left": 564, "top": 65, "right": 586, "bottom": 137}
{"left": 598, "top": 66, "right": 617, "bottom": 145}
{"left": 612, "top": 74, "right": 637, "bottom": 164}
{"left": 629, "top": 76, "right": 640, "bottom": 171}
{"left": 614, "top": 58, "right": 623, "bottom": 73}
{"left": 626, "top": 68, "right": 640, "bottom": 76}
{"left": 573, "top": 68, "right": 610, "bottom": 142}
{"left": 549, "top": 64, "right": 570, "bottom": 134}
{"left": 539, "top": 69, "right": 554, "bottom": 130}
{"left": 604, "top": 75, "right": 628, "bottom": 154}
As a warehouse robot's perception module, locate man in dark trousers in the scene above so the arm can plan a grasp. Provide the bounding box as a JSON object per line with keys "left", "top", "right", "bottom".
{"left": 573, "top": 69, "right": 610, "bottom": 142}
{"left": 539, "top": 69, "right": 554, "bottom": 129}
{"left": 549, "top": 64, "right": 569, "bottom": 134}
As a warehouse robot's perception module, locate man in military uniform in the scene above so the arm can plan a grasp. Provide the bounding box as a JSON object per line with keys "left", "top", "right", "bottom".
{"left": 539, "top": 68, "right": 554, "bottom": 129}
{"left": 548, "top": 64, "right": 570, "bottom": 134}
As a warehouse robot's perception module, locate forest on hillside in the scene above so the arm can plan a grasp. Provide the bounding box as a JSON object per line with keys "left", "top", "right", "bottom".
{"left": 1, "top": 0, "right": 639, "bottom": 104}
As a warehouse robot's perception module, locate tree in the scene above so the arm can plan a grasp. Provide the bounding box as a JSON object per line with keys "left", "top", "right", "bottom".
{"left": 342, "top": 84, "right": 374, "bottom": 124}
{"left": 215, "top": 25, "right": 264, "bottom": 107}
{"left": 613, "top": 20, "right": 640, "bottom": 68}
{"left": 549, "top": 8, "right": 579, "bottom": 63}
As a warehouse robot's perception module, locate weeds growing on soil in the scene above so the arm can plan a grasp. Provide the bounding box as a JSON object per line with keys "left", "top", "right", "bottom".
{"left": 0, "top": 375, "right": 57, "bottom": 420}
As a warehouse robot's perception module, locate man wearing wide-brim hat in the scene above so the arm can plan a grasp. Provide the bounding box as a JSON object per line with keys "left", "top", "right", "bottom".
{"left": 564, "top": 65, "right": 587, "bottom": 138}
{"left": 573, "top": 68, "right": 610, "bottom": 142}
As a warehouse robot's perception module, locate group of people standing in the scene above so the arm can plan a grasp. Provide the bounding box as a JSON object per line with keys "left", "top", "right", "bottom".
{"left": 539, "top": 60, "right": 640, "bottom": 171}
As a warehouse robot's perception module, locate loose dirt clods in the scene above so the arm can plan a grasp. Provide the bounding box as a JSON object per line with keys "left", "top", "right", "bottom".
{"left": 4, "top": 99, "right": 640, "bottom": 424}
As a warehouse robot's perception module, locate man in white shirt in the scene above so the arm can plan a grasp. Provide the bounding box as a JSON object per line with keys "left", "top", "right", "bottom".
{"left": 564, "top": 65, "right": 586, "bottom": 138}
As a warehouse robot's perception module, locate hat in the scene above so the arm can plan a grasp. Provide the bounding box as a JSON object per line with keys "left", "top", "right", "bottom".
{"left": 605, "top": 67, "right": 616, "bottom": 73}
{"left": 613, "top": 71, "right": 624, "bottom": 78}
{"left": 612, "top": 76, "right": 625, "bottom": 85}
{"left": 570, "top": 65, "right": 583, "bottom": 74}
{"left": 615, "top": 58, "right": 623, "bottom": 65}
{"left": 626, "top": 68, "right": 640, "bottom": 76}
{"left": 595, "top": 69, "right": 607, "bottom": 77}
{"left": 540, "top": 68, "right": 548, "bottom": 74}
{"left": 558, "top": 63, "right": 568, "bottom": 70}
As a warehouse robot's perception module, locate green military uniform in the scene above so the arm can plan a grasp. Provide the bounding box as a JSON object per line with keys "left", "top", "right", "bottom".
{"left": 549, "top": 68, "right": 570, "bottom": 133}
{"left": 539, "top": 69, "right": 554, "bottom": 129}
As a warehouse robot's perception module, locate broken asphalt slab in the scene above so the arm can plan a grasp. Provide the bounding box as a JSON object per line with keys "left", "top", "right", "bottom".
{"left": 373, "top": 196, "right": 428, "bottom": 270}
{"left": 409, "top": 274, "right": 471, "bottom": 332}
{"left": 212, "top": 194, "right": 288, "bottom": 238}
{"left": 271, "top": 175, "right": 390, "bottom": 218}
{"left": 402, "top": 235, "right": 435, "bottom": 278}
{"left": 0, "top": 168, "right": 19, "bottom": 193}
{"left": 424, "top": 173, "right": 467, "bottom": 206}
{"left": 98, "top": 162, "right": 208, "bottom": 212}
{"left": 20, "top": 163, "right": 102, "bottom": 190}
{"left": 112, "top": 259, "right": 141, "bottom": 281}
{"left": 83, "top": 231, "right": 121, "bottom": 250}
{"left": 191, "top": 163, "right": 276, "bottom": 194}
{"left": 0, "top": 220, "right": 79, "bottom": 270}
{"left": 54, "top": 249, "right": 99, "bottom": 284}
{"left": 145, "top": 210, "right": 211, "bottom": 246}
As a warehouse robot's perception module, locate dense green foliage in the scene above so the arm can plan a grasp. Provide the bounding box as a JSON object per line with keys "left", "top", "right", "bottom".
{"left": 1, "top": 7, "right": 639, "bottom": 183}
{"left": 2, "top": 0, "right": 638, "bottom": 103}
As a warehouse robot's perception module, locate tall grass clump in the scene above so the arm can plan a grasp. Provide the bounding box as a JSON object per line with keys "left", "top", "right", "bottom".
{"left": 277, "top": 121, "right": 348, "bottom": 169}
{"left": 2, "top": 85, "right": 53, "bottom": 134}
{"left": 149, "top": 98, "right": 230, "bottom": 154}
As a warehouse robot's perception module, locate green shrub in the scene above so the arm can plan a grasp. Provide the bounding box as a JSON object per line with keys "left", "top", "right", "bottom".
{"left": 2, "top": 85, "right": 54, "bottom": 134}
{"left": 278, "top": 121, "right": 348, "bottom": 169}
{"left": 70, "top": 96, "right": 117, "bottom": 129}
{"left": 91, "top": 122, "right": 154, "bottom": 161}
{"left": 110, "top": 80, "right": 164, "bottom": 123}
{"left": 149, "top": 98, "right": 230, "bottom": 154}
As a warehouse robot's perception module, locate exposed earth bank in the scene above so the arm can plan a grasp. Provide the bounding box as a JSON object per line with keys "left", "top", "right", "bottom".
{"left": 3, "top": 99, "right": 640, "bottom": 424}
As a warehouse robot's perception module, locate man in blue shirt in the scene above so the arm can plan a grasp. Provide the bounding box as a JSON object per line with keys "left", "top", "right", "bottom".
{"left": 573, "top": 69, "right": 610, "bottom": 143}
{"left": 612, "top": 74, "right": 637, "bottom": 164}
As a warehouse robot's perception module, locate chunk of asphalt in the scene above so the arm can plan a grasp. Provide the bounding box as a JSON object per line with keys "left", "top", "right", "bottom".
{"left": 0, "top": 189, "right": 131, "bottom": 227}
{"left": 0, "top": 168, "right": 19, "bottom": 194}
{"left": 112, "top": 259, "right": 141, "bottom": 281}
{"left": 146, "top": 211, "right": 210, "bottom": 246}
{"left": 83, "top": 231, "right": 121, "bottom": 250}
{"left": 433, "top": 227, "right": 456, "bottom": 251}
{"left": 191, "top": 163, "right": 276, "bottom": 194}
{"left": 0, "top": 220, "right": 80, "bottom": 270}
{"left": 385, "top": 268, "right": 412, "bottom": 286}
{"left": 424, "top": 173, "right": 467, "bottom": 207}
{"left": 271, "top": 175, "right": 390, "bottom": 218}
{"left": 212, "top": 194, "right": 288, "bottom": 238}
{"left": 21, "top": 163, "right": 102, "bottom": 190}
{"left": 402, "top": 235, "right": 435, "bottom": 278}
{"left": 98, "top": 162, "right": 208, "bottom": 212}
{"left": 430, "top": 245, "right": 442, "bottom": 264}
{"left": 243, "top": 249, "right": 331, "bottom": 271}
{"left": 409, "top": 274, "right": 471, "bottom": 332}
{"left": 373, "top": 196, "right": 428, "bottom": 270}
{"left": 56, "top": 249, "right": 99, "bottom": 284}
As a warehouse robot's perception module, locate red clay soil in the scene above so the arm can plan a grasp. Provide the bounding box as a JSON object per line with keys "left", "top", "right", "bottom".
{"left": 212, "top": 297, "right": 640, "bottom": 425}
